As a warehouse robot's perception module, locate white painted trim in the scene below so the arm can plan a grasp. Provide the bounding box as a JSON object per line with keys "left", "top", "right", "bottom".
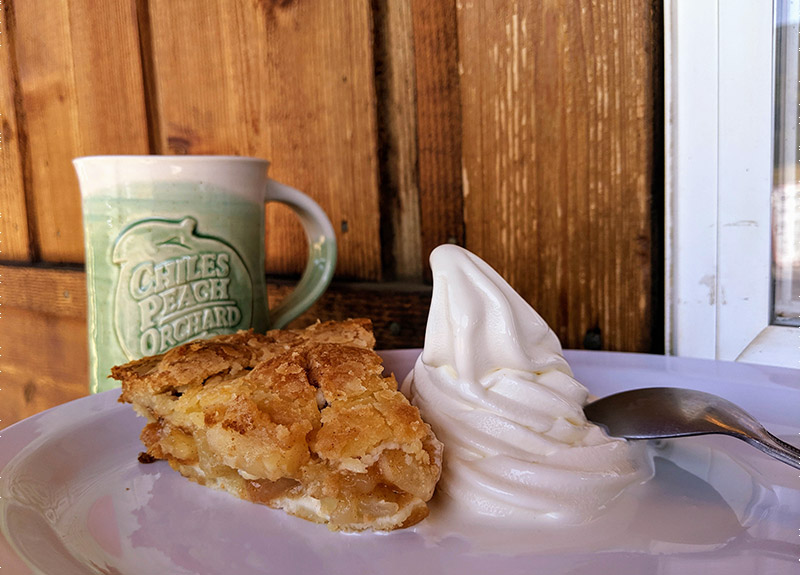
{"left": 737, "top": 326, "right": 800, "bottom": 368}
{"left": 666, "top": 0, "right": 720, "bottom": 359}
{"left": 666, "top": 0, "right": 800, "bottom": 368}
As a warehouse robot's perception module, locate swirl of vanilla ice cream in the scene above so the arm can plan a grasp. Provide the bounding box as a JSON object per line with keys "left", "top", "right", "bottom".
{"left": 403, "top": 245, "right": 653, "bottom": 524}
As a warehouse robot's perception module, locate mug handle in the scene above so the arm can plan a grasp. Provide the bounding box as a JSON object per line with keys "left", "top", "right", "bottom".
{"left": 264, "top": 178, "right": 337, "bottom": 328}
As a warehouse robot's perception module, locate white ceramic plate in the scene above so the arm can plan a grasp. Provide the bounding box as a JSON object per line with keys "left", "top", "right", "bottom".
{"left": 2, "top": 350, "right": 799, "bottom": 575}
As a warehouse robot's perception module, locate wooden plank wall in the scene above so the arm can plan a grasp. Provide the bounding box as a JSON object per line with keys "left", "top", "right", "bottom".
{"left": 0, "top": 0, "right": 662, "bottom": 428}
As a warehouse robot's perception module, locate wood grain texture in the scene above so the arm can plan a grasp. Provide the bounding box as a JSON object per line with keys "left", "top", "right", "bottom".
{"left": 0, "top": 0, "right": 32, "bottom": 261}
{"left": 0, "top": 304, "right": 90, "bottom": 431}
{"left": 10, "top": 0, "right": 79, "bottom": 263}
{"left": 0, "top": 265, "right": 430, "bottom": 428}
{"left": 411, "top": 0, "right": 465, "bottom": 276}
{"left": 457, "top": 0, "right": 656, "bottom": 351}
{"left": 0, "top": 265, "right": 90, "bottom": 429}
{"left": 373, "top": 0, "right": 423, "bottom": 281}
{"left": 146, "top": 0, "right": 382, "bottom": 280}
{"left": 12, "top": 0, "right": 149, "bottom": 263}
{"left": 0, "top": 264, "right": 87, "bottom": 318}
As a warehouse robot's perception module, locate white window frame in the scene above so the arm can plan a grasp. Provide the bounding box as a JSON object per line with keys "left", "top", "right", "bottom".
{"left": 665, "top": 0, "right": 800, "bottom": 369}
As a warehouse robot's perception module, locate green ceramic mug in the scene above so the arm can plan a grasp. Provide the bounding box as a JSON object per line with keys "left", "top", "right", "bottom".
{"left": 74, "top": 155, "right": 337, "bottom": 393}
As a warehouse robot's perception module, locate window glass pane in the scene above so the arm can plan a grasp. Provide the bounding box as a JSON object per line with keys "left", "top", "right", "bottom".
{"left": 773, "top": 0, "right": 800, "bottom": 327}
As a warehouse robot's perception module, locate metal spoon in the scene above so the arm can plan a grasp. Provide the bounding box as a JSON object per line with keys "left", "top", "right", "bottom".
{"left": 584, "top": 387, "right": 800, "bottom": 469}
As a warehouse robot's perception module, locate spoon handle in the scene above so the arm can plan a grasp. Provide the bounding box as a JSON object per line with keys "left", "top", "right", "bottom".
{"left": 746, "top": 431, "right": 800, "bottom": 470}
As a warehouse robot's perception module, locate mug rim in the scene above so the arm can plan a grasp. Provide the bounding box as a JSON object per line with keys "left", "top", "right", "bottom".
{"left": 73, "top": 154, "right": 270, "bottom": 165}
{"left": 73, "top": 155, "right": 272, "bottom": 200}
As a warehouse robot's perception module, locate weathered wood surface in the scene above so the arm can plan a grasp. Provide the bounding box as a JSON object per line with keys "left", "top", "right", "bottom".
{"left": 0, "top": 1, "right": 661, "bottom": 426}
{"left": 10, "top": 0, "right": 149, "bottom": 262}
{"left": 411, "top": 0, "right": 465, "bottom": 273}
{"left": 0, "top": 265, "right": 92, "bottom": 430}
{"left": 1, "top": 305, "right": 90, "bottom": 431}
{"left": 457, "top": 0, "right": 659, "bottom": 351}
{"left": 0, "top": 0, "right": 30, "bottom": 261}
{"left": 374, "top": 0, "right": 423, "bottom": 281}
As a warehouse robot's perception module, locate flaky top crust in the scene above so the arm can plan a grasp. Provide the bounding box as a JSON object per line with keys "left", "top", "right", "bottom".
{"left": 112, "top": 319, "right": 442, "bottom": 531}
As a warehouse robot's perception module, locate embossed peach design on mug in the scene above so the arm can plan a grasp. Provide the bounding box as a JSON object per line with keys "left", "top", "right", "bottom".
{"left": 74, "top": 155, "right": 336, "bottom": 393}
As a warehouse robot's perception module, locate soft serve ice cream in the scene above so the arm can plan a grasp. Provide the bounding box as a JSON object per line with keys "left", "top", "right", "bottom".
{"left": 403, "top": 245, "right": 653, "bottom": 524}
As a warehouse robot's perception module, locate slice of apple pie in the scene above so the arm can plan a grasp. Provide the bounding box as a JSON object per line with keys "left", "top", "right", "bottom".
{"left": 113, "top": 319, "right": 442, "bottom": 532}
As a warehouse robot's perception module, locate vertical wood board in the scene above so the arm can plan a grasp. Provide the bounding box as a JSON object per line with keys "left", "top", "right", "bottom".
{"left": 457, "top": 0, "right": 656, "bottom": 351}
{"left": 13, "top": 0, "right": 149, "bottom": 263}
{"left": 12, "top": 0, "right": 81, "bottom": 262}
{"left": 68, "top": 2, "right": 150, "bottom": 156}
{"left": 411, "top": 0, "right": 465, "bottom": 275}
{"left": 373, "top": 0, "right": 423, "bottom": 281}
{"left": 0, "top": 0, "right": 30, "bottom": 261}
{"left": 146, "top": 0, "right": 382, "bottom": 280}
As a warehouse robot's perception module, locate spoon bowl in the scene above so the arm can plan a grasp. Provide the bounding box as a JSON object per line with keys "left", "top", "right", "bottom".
{"left": 584, "top": 387, "right": 800, "bottom": 469}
